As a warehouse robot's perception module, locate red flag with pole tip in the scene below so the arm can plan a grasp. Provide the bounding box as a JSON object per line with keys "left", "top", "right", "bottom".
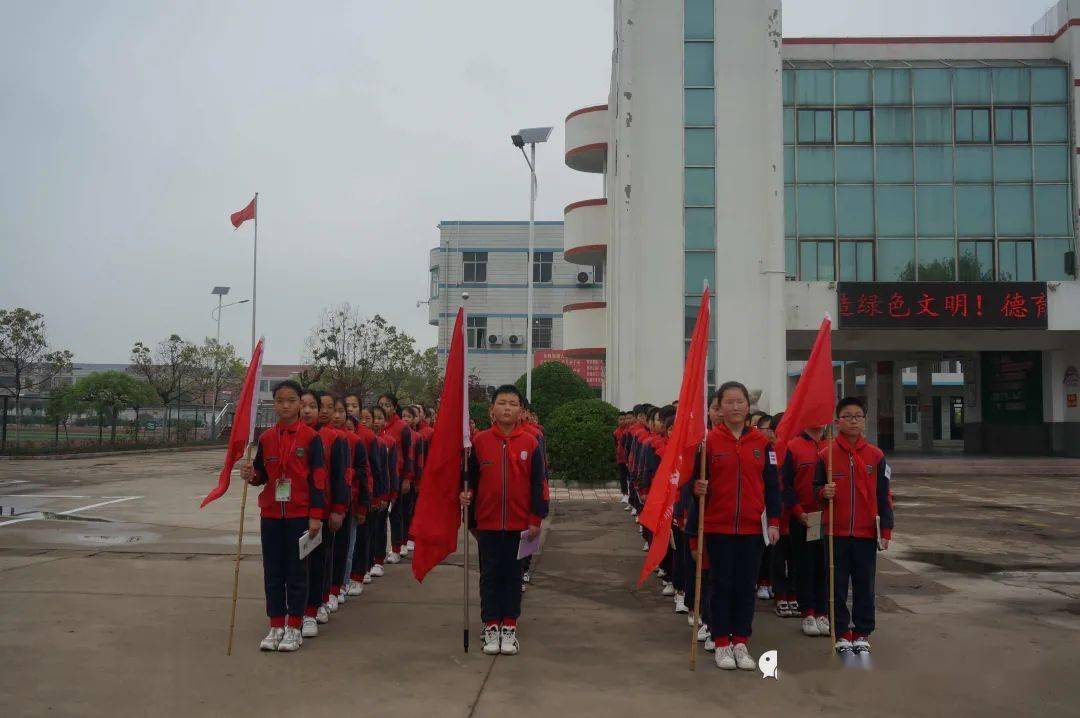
{"left": 773, "top": 314, "right": 834, "bottom": 460}
{"left": 637, "top": 287, "right": 710, "bottom": 586}
{"left": 200, "top": 338, "right": 264, "bottom": 508}
{"left": 230, "top": 197, "right": 256, "bottom": 229}
{"left": 411, "top": 307, "right": 471, "bottom": 582}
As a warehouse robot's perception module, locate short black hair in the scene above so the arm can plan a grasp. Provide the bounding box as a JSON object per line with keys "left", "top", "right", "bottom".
{"left": 376, "top": 392, "right": 400, "bottom": 413}
{"left": 631, "top": 404, "right": 644, "bottom": 415}
{"left": 491, "top": 384, "right": 524, "bottom": 406}
{"left": 272, "top": 380, "right": 303, "bottom": 398}
{"left": 716, "top": 381, "right": 750, "bottom": 403}
{"left": 659, "top": 405, "right": 677, "bottom": 422}
{"left": 646, "top": 406, "right": 662, "bottom": 422}
{"left": 755, "top": 413, "right": 773, "bottom": 428}
{"left": 771, "top": 411, "right": 785, "bottom": 433}
{"left": 836, "top": 396, "right": 866, "bottom": 416}
{"left": 302, "top": 388, "right": 322, "bottom": 404}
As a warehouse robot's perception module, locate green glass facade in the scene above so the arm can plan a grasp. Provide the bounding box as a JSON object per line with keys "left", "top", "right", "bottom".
{"left": 783, "top": 62, "right": 1075, "bottom": 283}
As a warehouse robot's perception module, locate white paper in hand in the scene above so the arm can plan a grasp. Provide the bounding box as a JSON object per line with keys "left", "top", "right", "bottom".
{"left": 517, "top": 530, "right": 541, "bottom": 560}
{"left": 805, "top": 511, "right": 822, "bottom": 542}
{"left": 299, "top": 526, "right": 323, "bottom": 560}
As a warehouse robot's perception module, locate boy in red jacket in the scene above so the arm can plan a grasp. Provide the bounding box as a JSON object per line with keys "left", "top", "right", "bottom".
{"left": 460, "top": 384, "right": 549, "bottom": 657}
{"left": 816, "top": 396, "right": 895, "bottom": 657}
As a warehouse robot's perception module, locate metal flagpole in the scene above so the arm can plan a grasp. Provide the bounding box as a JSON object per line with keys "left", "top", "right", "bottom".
{"left": 251, "top": 192, "right": 258, "bottom": 353}
{"left": 462, "top": 452, "right": 470, "bottom": 653}
{"left": 525, "top": 144, "right": 536, "bottom": 403}
{"left": 827, "top": 422, "right": 837, "bottom": 653}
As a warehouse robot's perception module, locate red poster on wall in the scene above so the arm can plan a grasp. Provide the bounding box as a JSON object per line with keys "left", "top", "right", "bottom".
{"left": 534, "top": 349, "right": 605, "bottom": 389}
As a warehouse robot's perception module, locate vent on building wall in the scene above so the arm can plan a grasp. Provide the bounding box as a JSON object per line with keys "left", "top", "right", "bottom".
{"left": 487, "top": 333, "right": 503, "bottom": 346}
{"left": 576, "top": 270, "right": 593, "bottom": 286}
{"left": 508, "top": 334, "right": 522, "bottom": 345}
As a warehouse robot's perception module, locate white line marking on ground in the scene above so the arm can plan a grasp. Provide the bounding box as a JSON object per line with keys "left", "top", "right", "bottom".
{"left": 0, "top": 496, "right": 140, "bottom": 528}
{"left": 0, "top": 495, "right": 90, "bottom": 499}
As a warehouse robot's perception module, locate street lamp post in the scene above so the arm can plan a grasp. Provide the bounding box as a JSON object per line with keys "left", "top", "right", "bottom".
{"left": 511, "top": 126, "right": 553, "bottom": 404}
{"left": 210, "top": 286, "right": 250, "bottom": 439}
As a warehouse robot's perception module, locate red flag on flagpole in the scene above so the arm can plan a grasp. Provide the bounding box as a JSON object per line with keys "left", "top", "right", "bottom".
{"left": 230, "top": 196, "right": 256, "bottom": 229}
{"left": 200, "top": 338, "right": 264, "bottom": 508}
{"left": 637, "top": 287, "right": 711, "bottom": 586}
{"left": 412, "top": 308, "right": 470, "bottom": 582}
{"left": 774, "top": 315, "right": 834, "bottom": 459}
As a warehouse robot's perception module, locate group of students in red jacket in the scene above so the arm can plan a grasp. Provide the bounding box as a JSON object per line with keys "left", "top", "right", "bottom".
{"left": 614, "top": 381, "right": 894, "bottom": 671}
{"left": 240, "top": 382, "right": 433, "bottom": 653}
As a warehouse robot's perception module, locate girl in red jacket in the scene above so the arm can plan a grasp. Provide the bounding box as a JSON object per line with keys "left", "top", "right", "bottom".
{"left": 241, "top": 381, "right": 326, "bottom": 653}
{"left": 692, "top": 381, "right": 781, "bottom": 671}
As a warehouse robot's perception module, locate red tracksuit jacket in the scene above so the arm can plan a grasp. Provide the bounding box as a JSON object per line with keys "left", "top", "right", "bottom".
{"left": 352, "top": 424, "right": 379, "bottom": 516}
{"left": 614, "top": 426, "right": 627, "bottom": 465}
{"left": 382, "top": 413, "right": 414, "bottom": 483}
{"left": 814, "top": 434, "right": 895, "bottom": 540}
{"left": 467, "top": 425, "right": 549, "bottom": 532}
{"left": 781, "top": 432, "right": 826, "bottom": 526}
{"left": 251, "top": 419, "right": 327, "bottom": 520}
{"left": 698, "top": 425, "right": 781, "bottom": 535}
{"left": 316, "top": 424, "right": 349, "bottom": 516}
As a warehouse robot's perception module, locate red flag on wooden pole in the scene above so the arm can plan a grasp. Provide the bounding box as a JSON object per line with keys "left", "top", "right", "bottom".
{"left": 773, "top": 315, "right": 834, "bottom": 459}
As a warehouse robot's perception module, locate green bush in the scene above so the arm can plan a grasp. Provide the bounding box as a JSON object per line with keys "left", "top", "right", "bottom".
{"left": 469, "top": 401, "right": 491, "bottom": 431}
{"left": 515, "top": 361, "right": 593, "bottom": 425}
{"left": 545, "top": 398, "right": 619, "bottom": 484}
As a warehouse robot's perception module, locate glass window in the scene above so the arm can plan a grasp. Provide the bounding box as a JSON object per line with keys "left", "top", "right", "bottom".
{"left": 876, "top": 146, "right": 914, "bottom": 183}
{"left": 836, "top": 109, "right": 872, "bottom": 144}
{"left": 994, "top": 108, "right": 1029, "bottom": 143}
{"left": 532, "top": 251, "right": 553, "bottom": 283}
{"left": 685, "top": 168, "right": 715, "bottom": 206}
{"left": 992, "top": 67, "right": 1030, "bottom": 104}
{"left": 914, "top": 68, "right": 952, "bottom": 104}
{"left": 259, "top": 380, "right": 270, "bottom": 393}
{"left": 429, "top": 268, "right": 440, "bottom": 299}
{"left": 1034, "top": 145, "right": 1069, "bottom": 182}
{"left": 875, "top": 108, "right": 913, "bottom": 143}
{"left": 874, "top": 69, "right": 911, "bottom": 105}
{"left": 1035, "top": 185, "right": 1071, "bottom": 237}
{"left": 783, "top": 108, "right": 795, "bottom": 144}
{"left": 785, "top": 239, "right": 797, "bottom": 278}
{"left": 685, "top": 252, "right": 715, "bottom": 292}
{"left": 955, "top": 108, "right": 991, "bottom": 142}
{"left": 799, "top": 240, "right": 835, "bottom": 281}
{"left": 684, "top": 0, "right": 713, "bottom": 39}
{"left": 837, "top": 185, "right": 873, "bottom": 237}
{"left": 797, "top": 109, "right": 832, "bottom": 144}
{"left": 958, "top": 241, "right": 994, "bottom": 281}
{"left": 782, "top": 69, "right": 794, "bottom": 106}
{"left": 956, "top": 185, "right": 994, "bottom": 236}
{"left": 915, "top": 108, "right": 952, "bottom": 143}
{"left": 917, "top": 186, "right": 954, "bottom": 237}
{"left": 998, "top": 241, "right": 1034, "bottom": 281}
{"left": 1031, "top": 67, "right": 1067, "bottom": 103}
{"left": 918, "top": 239, "right": 956, "bottom": 280}
{"left": 836, "top": 69, "right": 872, "bottom": 105}
{"left": 1032, "top": 106, "right": 1068, "bottom": 142}
{"left": 956, "top": 146, "right": 992, "bottom": 182}
{"left": 685, "top": 128, "right": 715, "bottom": 165}
{"left": 1037, "top": 238, "right": 1073, "bottom": 280}
{"left": 994, "top": 146, "right": 1032, "bottom": 182}
{"left": 955, "top": 68, "right": 991, "bottom": 104}
{"left": 995, "top": 186, "right": 1033, "bottom": 236}
{"left": 686, "top": 207, "right": 717, "bottom": 248}
{"left": 784, "top": 187, "right": 795, "bottom": 237}
{"left": 462, "top": 251, "right": 488, "bottom": 283}
{"left": 836, "top": 147, "right": 873, "bottom": 182}
{"left": 796, "top": 69, "right": 833, "bottom": 106}
{"left": 532, "top": 318, "right": 553, "bottom": 349}
{"left": 685, "top": 89, "right": 714, "bottom": 126}
{"left": 877, "top": 238, "right": 916, "bottom": 281}
{"left": 915, "top": 146, "right": 953, "bottom": 183}
{"left": 684, "top": 42, "right": 714, "bottom": 86}
{"left": 784, "top": 147, "right": 795, "bottom": 181}
{"left": 467, "top": 316, "right": 487, "bottom": 349}
{"left": 876, "top": 186, "right": 915, "bottom": 236}
{"left": 796, "top": 147, "right": 833, "bottom": 183}
{"left": 796, "top": 185, "right": 835, "bottom": 235}
{"left": 839, "top": 241, "right": 874, "bottom": 280}
{"left": 593, "top": 262, "right": 604, "bottom": 284}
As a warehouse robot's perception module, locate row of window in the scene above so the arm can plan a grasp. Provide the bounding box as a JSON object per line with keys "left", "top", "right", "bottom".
{"left": 786, "top": 106, "right": 1066, "bottom": 146}
{"left": 784, "top": 184, "right": 1072, "bottom": 238}
{"left": 785, "top": 237, "right": 1070, "bottom": 282}
{"left": 783, "top": 66, "right": 1069, "bottom": 107}
{"left": 464, "top": 316, "right": 552, "bottom": 350}
{"left": 458, "top": 251, "right": 605, "bottom": 284}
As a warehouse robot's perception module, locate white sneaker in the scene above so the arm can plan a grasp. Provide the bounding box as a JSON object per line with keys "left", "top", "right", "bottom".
{"left": 756, "top": 585, "right": 771, "bottom": 600}
{"left": 327, "top": 594, "right": 339, "bottom": 613}
{"left": 620, "top": 494, "right": 629, "bottom": 504}
{"left": 385, "top": 552, "right": 401, "bottom": 565}
{"left": 630, "top": 507, "right": 638, "bottom": 517}
{"left": 316, "top": 605, "right": 329, "bottom": 624}
{"left": 835, "top": 636, "right": 853, "bottom": 655}
{"left": 482, "top": 625, "right": 501, "bottom": 655}
{"left": 337, "top": 588, "right": 347, "bottom": 605}
{"left": 301, "top": 616, "right": 318, "bottom": 638}
{"left": 661, "top": 581, "right": 676, "bottom": 596}
{"left": 623, "top": 502, "right": 631, "bottom": 512}
{"left": 775, "top": 600, "right": 789, "bottom": 617}
{"left": 363, "top": 572, "right": 373, "bottom": 584}
{"left": 802, "top": 615, "right": 821, "bottom": 636}
{"left": 705, "top": 636, "right": 716, "bottom": 652}
{"left": 371, "top": 564, "right": 384, "bottom": 577}
{"left": 406, "top": 539, "right": 415, "bottom": 553}
{"left": 674, "top": 593, "right": 688, "bottom": 614}
{"left": 715, "top": 644, "right": 736, "bottom": 670}
{"left": 853, "top": 636, "right": 871, "bottom": 654}
{"left": 277, "top": 626, "right": 302, "bottom": 652}
{"left": 656, "top": 568, "right": 667, "bottom": 579}
{"left": 687, "top": 614, "right": 696, "bottom": 627}
{"left": 696, "top": 623, "right": 709, "bottom": 642}
{"left": 816, "top": 615, "right": 831, "bottom": 637}
{"left": 642, "top": 541, "right": 649, "bottom": 552}
{"left": 347, "top": 580, "right": 363, "bottom": 597}
{"left": 733, "top": 643, "right": 755, "bottom": 670}
{"left": 788, "top": 600, "right": 800, "bottom": 616}
{"left": 522, "top": 571, "right": 532, "bottom": 584}
{"left": 500, "top": 626, "right": 520, "bottom": 655}
{"left": 399, "top": 545, "right": 410, "bottom": 559}
{"left": 260, "top": 627, "right": 284, "bottom": 651}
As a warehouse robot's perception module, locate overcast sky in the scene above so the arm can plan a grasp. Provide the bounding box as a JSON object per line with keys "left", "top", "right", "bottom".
{"left": 0, "top": 0, "right": 1051, "bottom": 363}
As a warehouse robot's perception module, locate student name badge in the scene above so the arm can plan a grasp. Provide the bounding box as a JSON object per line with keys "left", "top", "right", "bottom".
{"left": 275, "top": 477, "right": 292, "bottom": 502}
{"left": 805, "top": 511, "right": 823, "bottom": 542}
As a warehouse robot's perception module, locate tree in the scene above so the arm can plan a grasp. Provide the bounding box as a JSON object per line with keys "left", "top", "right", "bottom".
{"left": 306, "top": 305, "right": 416, "bottom": 399}
{"left": 515, "top": 361, "right": 593, "bottom": 425}
{"left": 0, "top": 308, "right": 74, "bottom": 446}
{"left": 75, "top": 371, "right": 158, "bottom": 444}
{"left": 128, "top": 334, "right": 201, "bottom": 441}
{"left": 378, "top": 323, "right": 420, "bottom": 397}
{"left": 196, "top": 338, "right": 245, "bottom": 437}
{"left": 401, "top": 346, "right": 442, "bottom": 407}
{"left": 545, "top": 398, "right": 620, "bottom": 483}
{"left": 44, "top": 383, "right": 82, "bottom": 446}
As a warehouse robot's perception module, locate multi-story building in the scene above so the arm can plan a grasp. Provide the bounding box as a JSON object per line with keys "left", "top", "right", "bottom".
{"left": 561, "top": 0, "right": 1080, "bottom": 456}
{"left": 428, "top": 221, "right": 605, "bottom": 390}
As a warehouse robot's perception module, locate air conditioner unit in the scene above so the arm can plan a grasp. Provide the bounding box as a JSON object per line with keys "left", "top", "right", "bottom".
{"left": 487, "top": 333, "right": 503, "bottom": 346}
{"left": 576, "top": 270, "right": 594, "bottom": 286}
{"left": 508, "top": 334, "right": 522, "bottom": 346}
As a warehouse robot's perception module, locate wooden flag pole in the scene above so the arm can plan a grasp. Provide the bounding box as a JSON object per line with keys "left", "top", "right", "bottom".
{"left": 226, "top": 444, "right": 254, "bottom": 656}
{"left": 462, "top": 450, "right": 470, "bottom": 653}
{"left": 827, "top": 423, "right": 837, "bottom": 653}
{"left": 690, "top": 441, "right": 707, "bottom": 672}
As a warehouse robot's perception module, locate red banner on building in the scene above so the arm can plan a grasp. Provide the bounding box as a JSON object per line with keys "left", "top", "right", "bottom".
{"left": 534, "top": 349, "right": 604, "bottom": 388}
{"left": 837, "top": 282, "right": 1048, "bottom": 330}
